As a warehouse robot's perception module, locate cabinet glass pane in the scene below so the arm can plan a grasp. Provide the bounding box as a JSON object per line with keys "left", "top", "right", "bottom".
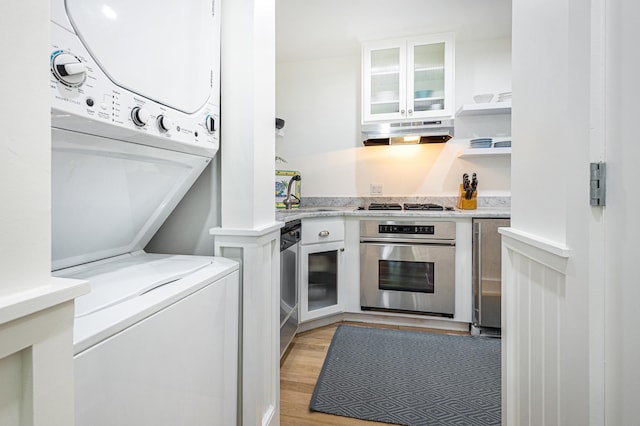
{"left": 370, "top": 48, "right": 401, "bottom": 115}
{"left": 307, "top": 250, "right": 338, "bottom": 311}
{"left": 413, "top": 42, "right": 445, "bottom": 112}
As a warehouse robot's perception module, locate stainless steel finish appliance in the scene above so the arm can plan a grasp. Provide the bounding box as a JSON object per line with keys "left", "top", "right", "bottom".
{"left": 280, "top": 220, "right": 301, "bottom": 357}
{"left": 361, "top": 119, "right": 455, "bottom": 146}
{"left": 360, "top": 220, "right": 456, "bottom": 316}
{"left": 472, "top": 218, "right": 510, "bottom": 329}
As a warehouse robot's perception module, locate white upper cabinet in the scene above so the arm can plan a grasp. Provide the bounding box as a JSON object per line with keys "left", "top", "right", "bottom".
{"left": 362, "top": 33, "right": 455, "bottom": 123}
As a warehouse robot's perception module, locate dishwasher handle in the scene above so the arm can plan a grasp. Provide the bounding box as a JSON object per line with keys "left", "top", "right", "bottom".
{"left": 473, "top": 221, "right": 482, "bottom": 325}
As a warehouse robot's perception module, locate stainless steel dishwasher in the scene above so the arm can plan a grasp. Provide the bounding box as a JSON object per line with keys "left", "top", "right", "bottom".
{"left": 472, "top": 218, "right": 510, "bottom": 332}
{"left": 280, "top": 219, "right": 300, "bottom": 358}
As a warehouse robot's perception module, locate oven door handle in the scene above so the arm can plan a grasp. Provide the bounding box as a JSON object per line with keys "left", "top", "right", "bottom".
{"left": 360, "top": 238, "right": 455, "bottom": 246}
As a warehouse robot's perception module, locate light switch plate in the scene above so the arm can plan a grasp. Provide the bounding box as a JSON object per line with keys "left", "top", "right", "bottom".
{"left": 370, "top": 183, "right": 383, "bottom": 195}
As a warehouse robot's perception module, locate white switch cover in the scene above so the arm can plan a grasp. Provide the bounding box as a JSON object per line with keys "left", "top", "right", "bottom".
{"left": 370, "top": 184, "right": 383, "bottom": 195}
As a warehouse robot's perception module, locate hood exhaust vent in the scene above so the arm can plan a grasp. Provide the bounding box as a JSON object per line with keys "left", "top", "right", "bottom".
{"left": 361, "top": 119, "right": 454, "bottom": 146}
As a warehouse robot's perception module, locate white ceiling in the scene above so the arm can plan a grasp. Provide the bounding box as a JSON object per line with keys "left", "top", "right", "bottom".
{"left": 276, "top": 0, "right": 512, "bottom": 63}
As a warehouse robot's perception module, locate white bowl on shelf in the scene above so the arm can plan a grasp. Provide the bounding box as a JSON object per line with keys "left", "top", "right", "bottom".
{"left": 473, "top": 93, "right": 494, "bottom": 103}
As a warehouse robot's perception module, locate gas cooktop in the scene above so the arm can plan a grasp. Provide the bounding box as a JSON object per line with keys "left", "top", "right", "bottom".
{"left": 366, "top": 203, "right": 451, "bottom": 211}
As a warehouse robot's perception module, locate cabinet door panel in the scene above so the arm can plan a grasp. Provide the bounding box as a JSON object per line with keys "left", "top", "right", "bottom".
{"left": 299, "top": 241, "right": 344, "bottom": 322}
{"left": 362, "top": 41, "right": 407, "bottom": 122}
{"left": 411, "top": 42, "right": 446, "bottom": 113}
{"left": 362, "top": 33, "right": 454, "bottom": 123}
{"left": 407, "top": 34, "right": 455, "bottom": 119}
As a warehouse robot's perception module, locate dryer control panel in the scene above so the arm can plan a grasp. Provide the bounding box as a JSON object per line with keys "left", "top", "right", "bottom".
{"left": 50, "top": 22, "right": 219, "bottom": 158}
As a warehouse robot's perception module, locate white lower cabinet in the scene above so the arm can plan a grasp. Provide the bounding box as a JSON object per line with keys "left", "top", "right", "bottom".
{"left": 299, "top": 218, "right": 344, "bottom": 322}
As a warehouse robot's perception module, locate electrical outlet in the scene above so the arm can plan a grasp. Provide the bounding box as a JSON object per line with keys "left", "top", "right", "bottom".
{"left": 370, "top": 184, "right": 383, "bottom": 195}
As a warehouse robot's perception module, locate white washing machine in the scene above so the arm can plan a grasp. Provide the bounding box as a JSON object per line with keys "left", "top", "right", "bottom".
{"left": 49, "top": 1, "right": 238, "bottom": 425}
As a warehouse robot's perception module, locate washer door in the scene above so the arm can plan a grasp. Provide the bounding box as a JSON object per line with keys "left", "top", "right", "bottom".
{"left": 65, "top": 0, "right": 215, "bottom": 113}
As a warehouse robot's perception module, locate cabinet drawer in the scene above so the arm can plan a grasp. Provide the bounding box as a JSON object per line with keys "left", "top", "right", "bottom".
{"left": 301, "top": 218, "right": 344, "bottom": 244}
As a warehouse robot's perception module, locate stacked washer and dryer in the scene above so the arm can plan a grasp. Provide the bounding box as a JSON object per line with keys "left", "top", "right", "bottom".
{"left": 50, "top": 1, "right": 239, "bottom": 425}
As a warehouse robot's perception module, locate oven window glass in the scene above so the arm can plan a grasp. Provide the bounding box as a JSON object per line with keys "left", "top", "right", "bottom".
{"left": 378, "top": 260, "right": 434, "bottom": 293}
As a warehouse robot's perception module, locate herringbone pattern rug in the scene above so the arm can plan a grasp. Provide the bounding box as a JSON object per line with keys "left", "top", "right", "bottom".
{"left": 309, "top": 324, "right": 501, "bottom": 425}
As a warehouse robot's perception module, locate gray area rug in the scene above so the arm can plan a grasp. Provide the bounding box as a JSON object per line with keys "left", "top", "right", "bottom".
{"left": 309, "top": 324, "right": 501, "bottom": 425}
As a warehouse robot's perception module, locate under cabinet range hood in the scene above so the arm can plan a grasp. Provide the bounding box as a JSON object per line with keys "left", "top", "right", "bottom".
{"left": 361, "top": 119, "right": 454, "bottom": 146}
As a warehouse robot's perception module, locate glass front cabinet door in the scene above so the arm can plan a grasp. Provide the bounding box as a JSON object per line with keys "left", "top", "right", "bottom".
{"left": 362, "top": 33, "right": 454, "bottom": 123}
{"left": 299, "top": 241, "right": 343, "bottom": 322}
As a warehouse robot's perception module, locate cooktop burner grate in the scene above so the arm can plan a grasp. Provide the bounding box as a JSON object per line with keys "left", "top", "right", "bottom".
{"left": 403, "top": 203, "right": 445, "bottom": 211}
{"left": 367, "top": 203, "right": 403, "bottom": 210}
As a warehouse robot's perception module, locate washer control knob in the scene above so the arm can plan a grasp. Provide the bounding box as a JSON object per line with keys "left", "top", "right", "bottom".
{"left": 131, "top": 106, "right": 150, "bottom": 127}
{"left": 205, "top": 115, "right": 216, "bottom": 134}
{"left": 51, "top": 51, "right": 86, "bottom": 87}
{"left": 157, "top": 115, "right": 174, "bottom": 132}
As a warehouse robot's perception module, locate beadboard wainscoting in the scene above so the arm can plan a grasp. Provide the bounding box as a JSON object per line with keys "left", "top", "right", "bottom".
{"left": 499, "top": 228, "right": 573, "bottom": 426}
{"left": 211, "top": 223, "right": 282, "bottom": 426}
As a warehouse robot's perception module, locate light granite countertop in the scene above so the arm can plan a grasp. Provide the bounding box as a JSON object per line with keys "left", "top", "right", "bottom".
{"left": 275, "top": 206, "right": 510, "bottom": 222}
{"left": 275, "top": 196, "right": 510, "bottom": 222}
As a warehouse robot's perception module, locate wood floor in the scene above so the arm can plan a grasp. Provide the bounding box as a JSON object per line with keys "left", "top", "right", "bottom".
{"left": 279, "top": 321, "right": 469, "bottom": 425}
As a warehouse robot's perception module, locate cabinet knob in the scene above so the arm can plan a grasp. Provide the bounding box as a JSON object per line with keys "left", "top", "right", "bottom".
{"left": 318, "top": 230, "right": 330, "bottom": 237}
{"left": 408, "top": 109, "right": 413, "bottom": 114}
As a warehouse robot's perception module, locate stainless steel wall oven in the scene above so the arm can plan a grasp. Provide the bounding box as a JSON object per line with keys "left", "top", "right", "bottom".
{"left": 360, "top": 220, "right": 456, "bottom": 317}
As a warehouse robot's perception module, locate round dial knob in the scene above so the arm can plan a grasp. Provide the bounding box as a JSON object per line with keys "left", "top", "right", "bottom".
{"left": 205, "top": 115, "right": 216, "bottom": 134}
{"left": 157, "top": 115, "right": 174, "bottom": 132}
{"left": 131, "top": 107, "right": 150, "bottom": 127}
{"left": 51, "top": 51, "right": 86, "bottom": 87}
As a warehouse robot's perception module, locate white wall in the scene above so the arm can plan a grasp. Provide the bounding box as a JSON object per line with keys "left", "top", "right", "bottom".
{"left": 276, "top": 37, "right": 512, "bottom": 198}
{"left": 604, "top": 0, "right": 640, "bottom": 424}
{"left": 0, "top": 0, "right": 52, "bottom": 295}
{"left": 455, "top": 38, "right": 512, "bottom": 108}
{"left": 146, "top": 159, "right": 221, "bottom": 256}
{"left": 216, "top": 1, "right": 281, "bottom": 425}
{"left": 511, "top": 2, "right": 573, "bottom": 243}
{"left": 1, "top": 2, "right": 86, "bottom": 426}
{"left": 220, "top": 0, "right": 276, "bottom": 229}
{"left": 504, "top": 0, "right": 609, "bottom": 423}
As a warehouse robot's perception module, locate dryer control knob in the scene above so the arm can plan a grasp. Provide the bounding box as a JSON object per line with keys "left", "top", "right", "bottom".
{"left": 51, "top": 51, "right": 86, "bottom": 87}
{"left": 131, "top": 107, "right": 150, "bottom": 127}
{"left": 157, "top": 115, "right": 174, "bottom": 132}
{"left": 205, "top": 115, "right": 216, "bottom": 134}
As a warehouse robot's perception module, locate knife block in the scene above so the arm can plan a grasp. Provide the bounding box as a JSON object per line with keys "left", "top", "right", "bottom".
{"left": 457, "top": 184, "right": 477, "bottom": 210}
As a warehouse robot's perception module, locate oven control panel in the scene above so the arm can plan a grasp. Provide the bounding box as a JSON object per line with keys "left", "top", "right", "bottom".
{"left": 361, "top": 220, "right": 456, "bottom": 241}
{"left": 379, "top": 225, "right": 435, "bottom": 235}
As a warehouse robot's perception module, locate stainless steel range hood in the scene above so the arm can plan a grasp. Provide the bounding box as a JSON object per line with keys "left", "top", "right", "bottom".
{"left": 361, "top": 119, "right": 454, "bottom": 146}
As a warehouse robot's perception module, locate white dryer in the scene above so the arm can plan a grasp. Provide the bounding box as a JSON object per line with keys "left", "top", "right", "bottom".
{"left": 49, "top": 1, "right": 238, "bottom": 425}
{"left": 50, "top": 0, "right": 220, "bottom": 156}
